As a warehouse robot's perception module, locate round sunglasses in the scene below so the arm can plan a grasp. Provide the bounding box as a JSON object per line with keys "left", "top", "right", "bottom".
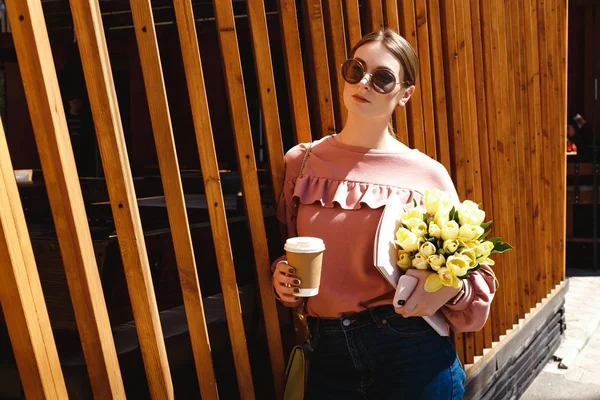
{"left": 341, "top": 59, "right": 402, "bottom": 94}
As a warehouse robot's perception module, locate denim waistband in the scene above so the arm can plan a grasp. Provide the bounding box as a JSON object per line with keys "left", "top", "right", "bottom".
{"left": 306, "top": 305, "right": 433, "bottom": 334}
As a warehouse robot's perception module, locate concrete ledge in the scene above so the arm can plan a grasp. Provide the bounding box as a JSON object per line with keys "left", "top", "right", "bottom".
{"left": 464, "top": 281, "right": 568, "bottom": 400}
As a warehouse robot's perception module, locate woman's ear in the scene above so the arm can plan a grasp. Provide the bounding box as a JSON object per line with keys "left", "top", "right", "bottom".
{"left": 399, "top": 85, "right": 416, "bottom": 107}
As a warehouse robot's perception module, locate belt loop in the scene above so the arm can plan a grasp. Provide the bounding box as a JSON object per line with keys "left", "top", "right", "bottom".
{"left": 369, "top": 308, "right": 383, "bottom": 328}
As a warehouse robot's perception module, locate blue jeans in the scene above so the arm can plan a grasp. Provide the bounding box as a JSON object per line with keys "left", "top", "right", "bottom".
{"left": 305, "top": 305, "right": 465, "bottom": 399}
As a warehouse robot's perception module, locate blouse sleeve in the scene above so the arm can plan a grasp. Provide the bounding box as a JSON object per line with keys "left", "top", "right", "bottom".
{"left": 275, "top": 143, "right": 310, "bottom": 239}
{"left": 271, "top": 143, "right": 310, "bottom": 274}
{"left": 442, "top": 265, "right": 497, "bottom": 332}
{"left": 432, "top": 161, "right": 497, "bottom": 332}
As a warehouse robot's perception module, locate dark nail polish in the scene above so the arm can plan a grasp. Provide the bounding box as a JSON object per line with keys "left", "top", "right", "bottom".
{"left": 288, "top": 268, "right": 296, "bottom": 274}
{"left": 397, "top": 300, "right": 406, "bottom": 306}
{"left": 295, "top": 297, "right": 300, "bottom": 301}
{"left": 293, "top": 279, "right": 300, "bottom": 285}
{"left": 294, "top": 288, "right": 300, "bottom": 293}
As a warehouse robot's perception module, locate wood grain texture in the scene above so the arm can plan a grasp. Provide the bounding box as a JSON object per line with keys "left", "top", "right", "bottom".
{"left": 278, "top": 0, "right": 313, "bottom": 144}
{"left": 365, "top": 0, "right": 385, "bottom": 32}
{"left": 74, "top": 1, "right": 175, "bottom": 398}
{"left": 304, "top": 0, "right": 336, "bottom": 138}
{"left": 383, "top": 0, "right": 410, "bottom": 144}
{"left": 0, "top": 117, "right": 69, "bottom": 400}
{"left": 5, "top": 0, "right": 125, "bottom": 396}
{"left": 323, "top": 0, "right": 348, "bottom": 128}
{"left": 344, "top": 0, "right": 363, "bottom": 51}
{"left": 426, "top": 0, "right": 451, "bottom": 171}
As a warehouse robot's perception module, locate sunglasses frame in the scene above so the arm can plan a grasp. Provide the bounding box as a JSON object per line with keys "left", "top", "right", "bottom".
{"left": 341, "top": 59, "right": 405, "bottom": 94}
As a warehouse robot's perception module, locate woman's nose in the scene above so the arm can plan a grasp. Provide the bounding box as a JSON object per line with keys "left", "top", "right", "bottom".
{"left": 359, "top": 73, "right": 372, "bottom": 88}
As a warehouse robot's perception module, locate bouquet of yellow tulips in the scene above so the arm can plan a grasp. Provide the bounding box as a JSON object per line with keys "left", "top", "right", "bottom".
{"left": 395, "top": 189, "right": 512, "bottom": 292}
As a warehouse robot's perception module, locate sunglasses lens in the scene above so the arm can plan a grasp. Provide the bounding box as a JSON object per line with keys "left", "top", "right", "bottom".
{"left": 372, "top": 70, "right": 397, "bottom": 94}
{"left": 342, "top": 60, "right": 364, "bottom": 84}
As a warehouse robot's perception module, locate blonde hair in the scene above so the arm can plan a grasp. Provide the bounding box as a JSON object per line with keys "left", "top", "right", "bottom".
{"left": 350, "top": 29, "right": 419, "bottom": 137}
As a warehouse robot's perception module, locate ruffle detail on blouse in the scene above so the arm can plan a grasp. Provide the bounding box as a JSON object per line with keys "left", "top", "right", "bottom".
{"left": 291, "top": 175, "right": 423, "bottom": 210}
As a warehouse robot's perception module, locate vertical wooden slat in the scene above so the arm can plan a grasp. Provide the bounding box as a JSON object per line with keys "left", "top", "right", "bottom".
{"left": 468, "top": 0, "right": 492, "bottom": 350}
{"left": 246, "top": 0, "right": 290, "bottom": 395}
{"left": 384, "top": 0, "right": 410, "bottom": 144}
{"left": 523, "top": 0, "right": 545, "bottom": 308}
{"left": 537, "top": 0, "right": 554, "bottom": 296}
{"left": 365, "top": 0, "right": 385, "bottom": 32}
{"left": 479, "top": 0, "right": 507, "bottom": 340}
{"left": 0, "top": 121, "right": 69, "bottom": 400}
{"left": 495, "top": 0, "right": 520, "bottom": 330}
{"left": 414, "top": 0, "right": 437, "bottom": 159}
{"left": 278, "top": 0, "right": 313, "bottom": 144}
{"left": 304, "top": 0, "right": 336, "bottom": 138}
{"left": 559, "top": 0, "right": 568, "bottom": 283}
{"left": 439, "top": 0, "right": 467, "bottom": 361}
{"left": 170, "top": 2, "right": 238, "bottom": 398}
{"left": 508, "top": 0, "right": 534, "bottom": 318}
{"left": 5, "top": 1, "right": 125, "bottom": 396}
{"left": 426, "top": 0, "right": 451, "bottom": 171}
{"left": 398, "top": 0, "right": 426, "bottom": 152}
{"left": 323, "top": 0, "right": 348, "bottom": 128}
{"left": 73, "top": 1, "right": 176, "bottom": 398}
{"left": 344, "top": 0, "right": 363, "bottom": 51}
{"left": 212, "top": 0, "right": 291, "bottom": 397}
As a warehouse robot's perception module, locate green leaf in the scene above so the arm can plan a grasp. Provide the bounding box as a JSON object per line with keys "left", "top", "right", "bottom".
{"left": 481, "top": 221, "right": 493, "bottom": 230}
{"left": 449, "top": 206, "right": 456, "bottom": 221}
{"left": 487, "top": 237, "right": 501, "bottom": 244}
{"left": 413, "top": 199, "right": 418, "bottom": 207}
{"left": 477, "top": 230, "right": 491, "bottom": 241}
{"left": 402, "top": 223, "right": 408, "bottom": 230}
{"left": 492, "top": 241, "right": 513, "bottom": 253}
{"left": 423, "top": 212, "right": 428, "bottom": 223}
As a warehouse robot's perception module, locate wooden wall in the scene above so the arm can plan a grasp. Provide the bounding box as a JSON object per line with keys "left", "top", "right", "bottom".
{"left": 0, "top": 0, "right": 567, "bottom": 398}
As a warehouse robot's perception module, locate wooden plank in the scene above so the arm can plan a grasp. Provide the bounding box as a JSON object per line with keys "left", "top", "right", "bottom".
{"left": 246, "top": 0, "right": 291, "bottom": 395}
{"left": 468, "top": 0, "right": 493, "bottom": 350}
{"left": 439, "top": 0, "right": 465, "bottom": 195}
{"left": 278, "top": 0, "right": 312, "bottom": 144}
{"left": 383, "top": 0, "right": 410, "bottom": 144}
{"left": 5, "top": 1, "right": 125, "bottom": 396}
{"left": 523, "top": 0, "right": 545, "bottom": 309}
{"left": 323, "top": 0, "right": 348, "bottom": 128}
{"left": 398, "top": 0, "right": 426, "bottom": 151}
{"left": 414, "top": 0, "right": 437, "bottom": 159}
{"left": 213, "top": 1, "right": 293, "bottom": 397}
{"left": 74, "top": 1, "right": 175, "bottom": 398}
{"left": 439, "top": 0, "right": 469, "bottom": 362}
{"left": 507, "top": 0, "right": 535, "bottom": 320}
{"left": 365, "top": 0, "right": 385, "bottom": 32}
{"left": 493, "top": 0, "right": 519, "bottom": 331}
{"left": 426, "top": 0, "right": 451, "bottom": 171}
{"left": 304, "top": 0, "right": 336, "bottom": 138}
{"left": 537, "top": 0, "right": 554, "bottom": 297}
{"left": 344, "top": 0, "right": 363, "bottom": 52}
{"left": 172, "top": 2, "right": 256, "bottom": 398}
{"left": 559, "top": 0, "right": 568, "bottom": 282}
{"left": 0, "top": 119, "right": 68, "bottom": 400}
{"left": 494, "top": 0, "right": 520, "bottom": 326}
{"left": 479, "top": 0, "right": 507, "bottom": 341}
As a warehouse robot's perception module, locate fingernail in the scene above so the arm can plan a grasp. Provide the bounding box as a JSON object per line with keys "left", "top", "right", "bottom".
{"left": 397, "top": 300, "right": 406, "bottom": 306}
{"left": 295, "top": 297, "right": 301, "bottom": 301}
{"left": 288, "top": 267, "right": 296, "bottom": 274}
{"left": 294, "top": 288, "right": 300, "bottom": 293}
{"left": 293, "top": 279, "right": 301, "bottom": 285}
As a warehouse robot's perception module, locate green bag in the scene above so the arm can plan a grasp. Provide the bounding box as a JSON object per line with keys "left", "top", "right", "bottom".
{"left": 283, "top": 343, "right": 311, "bottom": 400}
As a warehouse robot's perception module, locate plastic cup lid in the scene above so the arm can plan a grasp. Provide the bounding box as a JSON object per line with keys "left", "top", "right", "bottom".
{"left": 284, "top": 237, "right": 326, "bottom": 253}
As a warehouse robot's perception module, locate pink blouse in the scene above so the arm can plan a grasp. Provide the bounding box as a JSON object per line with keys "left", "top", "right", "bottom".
{"left": 272, "top": 135, "right": 496, "bottom": 332}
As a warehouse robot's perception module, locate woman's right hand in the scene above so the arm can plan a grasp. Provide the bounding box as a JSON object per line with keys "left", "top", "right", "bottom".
{"left": 272, "top": 261, "right": 304, "bottom": 307}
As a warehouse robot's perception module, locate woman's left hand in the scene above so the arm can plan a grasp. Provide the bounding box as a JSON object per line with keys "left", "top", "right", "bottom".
{"left": 394, "top": 269, "right": 461, "bottom": 317}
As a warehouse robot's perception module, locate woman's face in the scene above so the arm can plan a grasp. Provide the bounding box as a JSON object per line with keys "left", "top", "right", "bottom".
{"left": 342, "top": 42, "right": 415, "bottom": 120}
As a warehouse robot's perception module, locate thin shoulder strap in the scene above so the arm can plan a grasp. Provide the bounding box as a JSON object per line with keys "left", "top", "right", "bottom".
{"left": 298, "top": 142, "right": 313, "bottom": 178}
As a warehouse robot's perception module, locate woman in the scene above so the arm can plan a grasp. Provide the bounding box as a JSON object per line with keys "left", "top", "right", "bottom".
{"left": 272, "top": 29, "right": 495, "bottom": 399}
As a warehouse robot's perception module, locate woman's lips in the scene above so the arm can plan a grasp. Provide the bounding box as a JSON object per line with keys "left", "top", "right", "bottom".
{"left": 352, "top": 94, "right": 370, "bottom": 103}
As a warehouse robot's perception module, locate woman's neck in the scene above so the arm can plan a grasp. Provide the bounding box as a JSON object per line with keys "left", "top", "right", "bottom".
{"left": 337, "top": 112, "right": 406, "bottom": 150}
